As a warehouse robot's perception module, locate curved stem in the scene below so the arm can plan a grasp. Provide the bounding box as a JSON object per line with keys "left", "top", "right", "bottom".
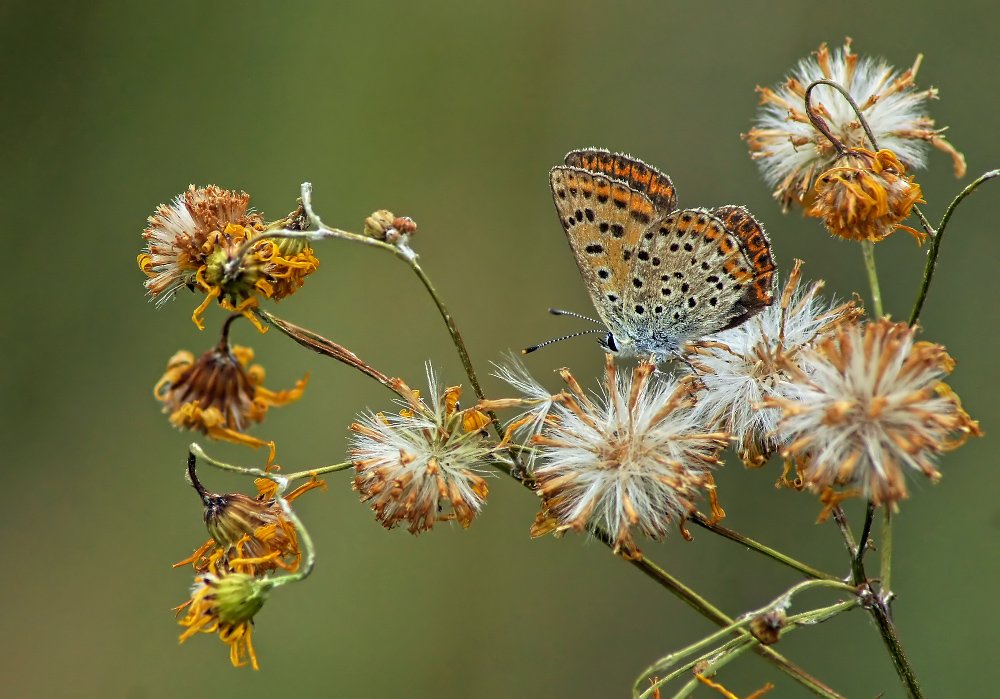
{"left": 804, "top": 79, "right": 879, "bottom": 154}
{"left": 189, "top": 443, "right": 352, "bottom": 483}
{"left": 689, "top": 512, "right": 838, "bottom": 581}
{"left": 267, "top": 492, "right": 317, "bottom": 586}
{"left": 908, "top": 169, "right": 999, "bottom": 325}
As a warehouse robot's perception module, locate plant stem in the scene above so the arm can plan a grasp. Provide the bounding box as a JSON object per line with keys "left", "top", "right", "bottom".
{"left": 189, "top": 442, "right": 352, "bottom": 482}
{"left": 880, "top": 507, "right": 894, "bottom": 593}
{"left": 860, "top": 241, "right": 884, "bottom": 317}
{"left": 689, "top": 512, "right": 837, "bottom": 581}
{"left": 908, "top": 169, "right": 999, "bottom": 325}
{"left": 623, "top": 548, "right": 848, "bottom": 698}
{"left": 870, "top": 600, "right": 923, "bottom": 699}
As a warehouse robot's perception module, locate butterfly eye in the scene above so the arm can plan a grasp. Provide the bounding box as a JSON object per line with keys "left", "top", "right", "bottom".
{"left": 603, "top": 333, "right": 619, "bottom": 353}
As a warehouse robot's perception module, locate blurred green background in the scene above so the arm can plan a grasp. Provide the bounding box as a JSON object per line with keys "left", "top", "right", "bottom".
{"left": 3, "top": 1, "right": 996, "bottom": 697}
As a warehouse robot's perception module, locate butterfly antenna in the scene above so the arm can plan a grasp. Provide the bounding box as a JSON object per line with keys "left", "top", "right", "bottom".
{"left": 522, "top": 328, "right": 605, "bottom": 355}
{"left": 548, "top": 308, "right": 603, "bottom": 325}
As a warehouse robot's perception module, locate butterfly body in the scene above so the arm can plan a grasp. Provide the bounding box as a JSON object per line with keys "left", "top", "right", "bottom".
{"left": 550, "top": 149, "right": 776, "bottom": 360}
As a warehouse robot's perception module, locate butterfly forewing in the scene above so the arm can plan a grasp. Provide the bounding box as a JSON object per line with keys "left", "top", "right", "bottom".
{"left": 550, "top": 166, "right": 658, "bottom": 335}
{"left": 564, "top": 149, "right": 678, "bottom": 213}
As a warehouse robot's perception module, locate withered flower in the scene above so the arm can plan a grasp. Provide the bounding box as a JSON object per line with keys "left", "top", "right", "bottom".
{"left": 767, "top": 319, "right": 981, "bottom": 505}
{"left": 744, "top": 39, "right": 964, "bottom": 211}
{"left": 350, "top": 364, "right": 494, "bottom": 534}
{"left": 154, "top": 320, "right": 306, "bottom": 452}
{"left": 530, "top": 355, "right": 729, "bottom": 556}
{"left": 685, "top": 261, "right": 862, "bottom": 467}
{"left": 138, "top": 185, "right": 319, "bottom": 329}
{"left": 808, "top": 148, "right": 925, "bottom": 243}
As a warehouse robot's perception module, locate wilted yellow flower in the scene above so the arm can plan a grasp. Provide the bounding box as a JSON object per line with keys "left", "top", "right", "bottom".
{"left": 808, "top": 148, "right": 925, "bottom": 243}
{"left": 138, "top": 185, "right": 319, "bottom": 330}
{"left": 176, "top": 456, "right": 325, "bottom": 575}
{"left": 176, "top": 549, "right": 269, "bottom": 670}
{"left": 154, "top": 336, "right": 306, "bottom": 453}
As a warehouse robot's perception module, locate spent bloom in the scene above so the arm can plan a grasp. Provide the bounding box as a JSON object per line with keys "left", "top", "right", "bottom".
{"left": 177, "top": 549, "right": 271, "bottom": 670}
{"left": 808, "top": 147, "right": 925, "bottom": 243}
{"left": 529, "top": 355, "right": 730, "bottom": 556}
{"left": 154, "top": 326, "right": 307, "bottom": 454}
{"left": 176, "top": 454, "right": 325, "bottom": 575}
{"left": 482, "top": 355, "right": 560, "bottom": 471}
{"left": 767, "top": 319, "right": 981, "bottom": 506}
{"left": 744, "top": 39, "right": 965, "bottom": 211}
{"left": 138, "top": 185, "right": 319, "bottom": 330}
{"left": 350, "top": 364, "right": 494, "bottom": 534}
{"left": 685, "top": 261, "right": 862, "bottom": 467}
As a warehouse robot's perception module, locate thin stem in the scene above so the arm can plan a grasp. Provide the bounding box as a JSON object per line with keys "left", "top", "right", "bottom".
{"left": 689, "top": 512, "right": 838, "bottom": 581}
{"left": 189, "top": 443, "right": 352, "bottom": 483}
{"left": 186, "top": 451, "right": 211, "bottom": 502}
{"left": 635, "top": 578, "right": 854, "bottom": 698}
{"left": 870, "top": 599, "right": 923, "bottom": 699}
{"left": 880, "top": 508, "right": 894, "bottom": 594}
{"left": 855, "top": 503, "right": 875, "bottom": 577}
{"left": 831, "top": 506, "right": 866, "bottom": 585}
{"left": 861, "top": 241, "right": 884, "bottom": 317}
{"left": 267, "top": 492, "right": 317, "bottom": 586}
{"left": 804, "top": 79, "right": 879, "bottom": 154}
{"left": 620, "top": 541, "right": 846, "bottom": 698}
{"left": 908, "top": 169, "right": 999, "bottom": 325}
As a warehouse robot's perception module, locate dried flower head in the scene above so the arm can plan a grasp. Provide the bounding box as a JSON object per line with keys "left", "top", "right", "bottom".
{"left": 177, "top": 549, "right": 270, "bottom": 670}
{"left": 685, "top": 261, "right": 862, "bottom": 467}
{"left": 138, "top": 185, "right": 319, "bottom": 329}
{"left": 176, "top": 456, "right": 325, "bottom": 575}
{"left": 350, "top": 364, "right": 493, "bottom": 534}
{"left": 529, "top": 355, "right": 730, "bottom": 556}
{"left": 744, "top": 39, "right": 965, "bottom": 211}
{"left": 481, "top": 355, "right": 560, "bottom": 470}
{"left": 154, "top": 329, "right": 306, "bottom": 452}
{"left": 808, "top": 148, "right": 925, "bottom": 243}
{"left": 767, "top": 319, "right": 981, "bottom": 505}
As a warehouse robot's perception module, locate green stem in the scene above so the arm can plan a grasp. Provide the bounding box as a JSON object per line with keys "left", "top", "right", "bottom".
{"left": 870, "top": 599, "right": 923, "bottom": 699}
{"left": 861, "top": 241, "right": 884, "bottom": 317}
{"left": 908, "top": 169, "right": 999, "bottom": 325}
{"left": 189, "top": 442, "right": 352, "bottom": 482}
{"left": 266, "top": 492, "right": 317, "bottom": 586}
{"left": 635, "top": 579, "right": 854, "bottom": 698}
{"left": 881, "top": 508, "right": 894, "bottom": 594}
{"left": 621, "top": 545, "right": 847, "bottom": 698}
{"left": 689, "top": 512, "right": 838, "bottom": 581}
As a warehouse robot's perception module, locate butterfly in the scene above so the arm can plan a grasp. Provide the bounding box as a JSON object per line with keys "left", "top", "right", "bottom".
{"left": 548, "top": 148, "right": 776, "bottom": 361}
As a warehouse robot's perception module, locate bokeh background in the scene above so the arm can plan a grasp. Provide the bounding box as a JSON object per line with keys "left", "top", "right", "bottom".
{"left": 4, "top": 2, "right": 997, "bottom": 697}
